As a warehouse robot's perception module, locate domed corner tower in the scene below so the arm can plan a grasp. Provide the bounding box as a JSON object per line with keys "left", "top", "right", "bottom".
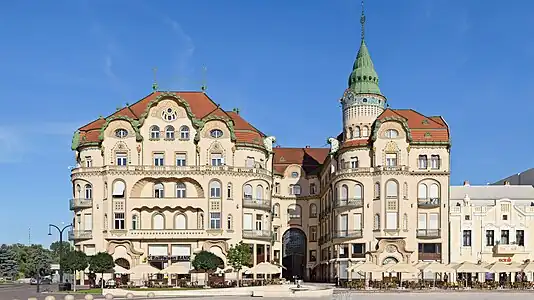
{"left": 341, "top": 7, "right": 387, "bottom": 142}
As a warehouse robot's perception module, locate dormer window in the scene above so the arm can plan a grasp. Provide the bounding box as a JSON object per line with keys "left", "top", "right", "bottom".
{"left": 210, "top": 129, "right": 223, "bottom": 138}
{"left": 115, "top": 129, "right": 128, "bottom": 138}
{"left": 418, "top": 155, "right": 428, "bottom": 169}
{"left": 385, "top": 129, "right": 398, "bottom": 138}
{"left": 291, "top": 172, "right": 299, "bottom": 178}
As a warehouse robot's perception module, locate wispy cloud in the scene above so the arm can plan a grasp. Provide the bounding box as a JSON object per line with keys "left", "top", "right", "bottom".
{"left": 163, "top": 17, "right": 196, "bottom": 89}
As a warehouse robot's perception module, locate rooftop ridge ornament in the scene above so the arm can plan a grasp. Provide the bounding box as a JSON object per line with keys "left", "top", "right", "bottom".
{"left": 201, "top": 66, "right": 208, "bottom": 92}
{"left": 360, "top": 0, "right": 366, "bottom": 42}
{"left": 152, "top": 67, "right": 159, "bottom": 91}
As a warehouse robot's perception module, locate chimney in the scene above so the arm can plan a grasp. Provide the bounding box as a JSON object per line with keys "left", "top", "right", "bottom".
{"left": 463, "top": 180, "right": 470, "bottom": 186}
{"left": 504, "top": 181, "right": 510, "bottom": 186}
{"left": 305, "top": 145, "right": 310, "bottom": 148}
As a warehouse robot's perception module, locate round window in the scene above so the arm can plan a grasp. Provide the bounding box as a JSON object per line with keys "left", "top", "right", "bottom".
{"left": 115, "top": 129, "right": 128, "bottom": 138}
{"left": 210, "top": 129, "right": 223, "bottom": 138}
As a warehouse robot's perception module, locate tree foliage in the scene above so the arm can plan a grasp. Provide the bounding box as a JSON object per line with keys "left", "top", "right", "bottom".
{"left": 49, "top": 241, "right": 73, "bottom": 264}
{"left": 192, "top": 251, "right": 222, "bottom": 272}
{"left": 25, "top": 245, "right": 53, "bottom": 278}
{"left": 88, "top": 252, "right": 114, "bottom": 274}
{"left": 227, "top": 242, "right": 252, "bottom": 272}
{"left": 0, "top": 244, "right": 19, "bottom": 278}
{"left": 61, "top": 250, "right": 88, "bottom": 274}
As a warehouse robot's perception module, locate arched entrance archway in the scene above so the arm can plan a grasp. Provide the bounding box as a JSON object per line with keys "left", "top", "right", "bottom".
{"left": 115, "top": 258, "right": 130, "bottom": 269}
{"left": 282, "top": 228, "right": 307, "bottom": 280}
{"left": 114, "top": 258, "right": 131, "bottom": 286}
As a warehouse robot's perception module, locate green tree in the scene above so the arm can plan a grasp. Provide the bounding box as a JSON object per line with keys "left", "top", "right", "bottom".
{"left": 88, "top": 252, "right": 114, "bottom": 289}
{"left": 26, "top": 245, "right": 53, "bottom": 292}
{"left": 61, "top": 251, "right": 88, "bottom": 291}
{"left": 0, "top": 244, "right": 19, "bottom": 279}
{"left": 227, "top": 242, "right": 252, "bottom": 286}
{"left": 49, "top": 241, "right": 73, "bottom": 264}
{"left": 191, "top": 250, "right": 221, "bottom": 272}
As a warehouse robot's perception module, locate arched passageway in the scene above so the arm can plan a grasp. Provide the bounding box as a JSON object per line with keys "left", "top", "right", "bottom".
{"left": 282, "top": 228, "right": 307, "bottom": 280}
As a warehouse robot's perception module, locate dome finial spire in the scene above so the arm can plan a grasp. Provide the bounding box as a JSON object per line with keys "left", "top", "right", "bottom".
{"left": 360, "top": 0, "right": 366, "bottom": 42}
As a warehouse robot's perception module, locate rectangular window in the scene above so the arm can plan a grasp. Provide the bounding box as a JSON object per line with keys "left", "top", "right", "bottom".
{"left": 84, "top": 214, "right": 93, "bottom": 230}
{"left": 245, "top": 157, "right": 255, "bottom": 168}
{"left": 385, "top": 153, "right": 397, "bottom": 167}
{"left": 354, "top": 213, "right": 362, "bottom": 230}
{"left": 116, "top": 153, "right": 127, "bottom": 166}
{"left": 430, "top": 155, "right": 440, "bottom": 169}
{"left": 463, "top": 230, "right": 472, "bottom": 246}
{"left": 486, "top": 230, "right": 494, "bottom": 246}
{"left": 114, "top": 213, "right": 125, "bottom": 230}
{"left": 290, "top": 184, "right": 301, "bottom": 195}
{"left": 516, "top": 230, "right": 525, "bottom": 246}
{"left": 350, "top": 158, "right": 359, "bottom": 169}
{"left": 210, "top": 212, "right": 221, "bottom": 229}
{"left": 309, "top": 226, "right": 317, "bottom": 241}
{"left": 175, "top": 153, "right": 186, "bottom": 166}
{"left": 255, "top": 214, "right": 263, "bottom": 230}
{"left": 153, "top": 153, "right": 164, "bottom": 166}
{"left": 273, "top": 227, "right": 279, "bottom": 241}
{"left": 351, "top": 243, "right": 365, "bottom": 258}
{"left": 501, "top": 230, "right": 509, "bottom": 245}
{"left": 85, "top": 156, "right": 92, "bottom": 167}
{"left": 338, "top": 214, "right": 348, "bottom": 233}
{"left": 386, "top": 212, "right": 397, "bottom": 230}
{"left": 211, "top": 153, "right": 223, "bottom": 166}
{"left": 418, "top": 155, "right": 427, "bottom": 169}
{"left": 418, "top": 213, "right": 427, "bottom": 229}
{"left": 309, "top": 250, "right": 317, "bottom": 262}
{"left": 428, "top": 213, "right": 439, "bottom": 229}
{"left": 243, "top": 213, "right": 253, "bottom": 230}
{"left": 310, "top": 183, "right": 316, "bottom": 195}
{"left": 275, "top": 183, "right": 280, "bottom": 194}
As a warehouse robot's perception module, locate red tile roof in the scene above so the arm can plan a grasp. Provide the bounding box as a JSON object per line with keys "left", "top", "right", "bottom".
{"left": 272, "top": 147, "right": 330, "bottom": 176}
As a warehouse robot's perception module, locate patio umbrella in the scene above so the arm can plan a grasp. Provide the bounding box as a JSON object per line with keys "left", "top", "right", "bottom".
{"left": 522, "top": 261, "right": 534, "bottom": 272}
{"left": 485, "top": 262, "right": 522, "bottom": 273}
{"left": 348, "top": 261, "right": 386, "bottom": 288}
{"left": 162, "top": 263, "right": 191, "bottom": 274}
{"left": 451, "top": 261, "right": 488, "bottom": 273}
{"left": 385, "top": 263, "right": 419, "bottom": 274}
{"left": 245, "top": 262, "right": 281, "bottom": 275}
{"left": 420, "top": 261, "right": 454, "bottom": 273}
{"left": 129, "top": 263, "right": 161, "bottom": 275}
{"left": 113, "top": 265, "right": 132, "bottom": 274}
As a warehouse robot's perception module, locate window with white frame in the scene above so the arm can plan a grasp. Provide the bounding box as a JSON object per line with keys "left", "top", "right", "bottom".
{"left": 273, "top": 204, "right": 280, "bottom": 217}
{"left": 84, "top": 184, "right": 92, "bottom": 199}
{"left": 131, "top": 215, "right": 139, "bottom": 230}
{"left": 175, "top": 153, "right": 186, "bottom": 166}
{"left": 179, "top": 126, "right": 190, "bottom": 140}
{"left": 386, "top": 181, "right": 398, "bottom": 198}
{"left": 310, "top": 183, "right": 316, "bottom": 195}
{"left": 243, "top": 184, "right": 253, "bottom": 200}
{"left": 287, "top": 204, "right": 301, "bottom": 220}
{"left": 152, "top": 214, "right": 164, "bottom": 229}
{"left": 354, "top": 184, "right": 363, "bottom": 200}
{"left": 227, "top": 215, "right": 233, "bottom": 230}
{"left": 373, "top": 214, "right": 380, "bottom": 230}
{"left": 211, "top": 153, "right": 223, "bottom": 166}
{"left": 150, "top": 125, "right": 160, "bottom": 139}
{"left": 290, "top": 184, "right": 301, "bottom": 195}
{"left": 154, "top": 183, "right": 164, "bottom": 198}
{"left": 255, "top": 214, "right": 262, "bottom": 230}
{"left": 210, "top": 181, "right": 221, "bottom": 198}
{"left": 227, "top": 183, "right": 232, "bottom": 199}
{"left": 386, "top": 212, "right": 397, "bottom": 230}
{"left": 153, "top": 153, "right": 164, "bottom": 166}
{"left": 176, "top": 182, "right": 186, "bottom": 198}
{"left": 256, "top": 185, "right": 264, "bottom": 200}
{"left": 418, "top": 155, "right": 428, "bottom": 169}
{"left": 309, "top": 204, "right": 317, "bottom": 218}
{"left": 85, "top": 156, "right": 92, "bottom": 167}
{"left": 418, "top": 183, "right": 428, "bottom": 200}
{"left": 430, "top": 155, "right": 440, "bottom": 169}
{"left": 385, "top": 129, "right": 398, "bottom": 138}
{"left": 245, "top": 157, "right": 255, "bottom": 168}
{"left": 350, "top": 157, "right": 359, "bottom": 168}
{"left": 362, "top": 126, "right": 369, "bottom": 137}
{"left": 385, "top": 153, "right": 397, "bottom": 167}
{"left": 165, "top": 125, "right": 175, "bottom": 139}
{"left": 374, "top": 182, "right": 380, "bottom": 199}
{"left": 116, "top": 152, "right": 127, "bottom": 166}
{"left": 114, "top": 213, "right": 125, "bottom": 230}
{"left": 210, "top": 212, "right": 221, "bottom": 229}
{"left": 354, "top": 213, "right": 362, "bottom": 230}
{"left": 210, "top": 129, "right": 223, "bottom": 138}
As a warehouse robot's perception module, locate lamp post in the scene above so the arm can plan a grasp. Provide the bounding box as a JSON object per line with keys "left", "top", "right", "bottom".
{"left": 48, "top": 223, "right": 72, "bottom": 283}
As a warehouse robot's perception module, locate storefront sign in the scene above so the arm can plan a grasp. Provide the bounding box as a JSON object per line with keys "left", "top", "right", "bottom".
{"left": 148, "top": 255, "right": 190, "bottom": 262}
{"left": 498, "top": 257, "right": 512, "bottom": 262}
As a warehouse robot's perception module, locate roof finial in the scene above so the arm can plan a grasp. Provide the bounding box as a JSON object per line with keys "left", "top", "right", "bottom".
{"left": 360, "top": 0, "right": 366, "bottom": 42}
{"left": 201, "top": 66, "right": 208, "bottom": 92}
{"left": 152, "top": 67, "right": 159, "bottom": 91}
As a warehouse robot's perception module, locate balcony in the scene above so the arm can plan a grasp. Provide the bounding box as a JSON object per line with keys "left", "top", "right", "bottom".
{"left": 69, "top": 198, "right": 93, "bottom": 210}
{"left": 68, "top": 230, "right": 92, "bottom": 241}
{"left": 493, "top": 243, "right": 526, "bottom": 255}
{"left": 242, "top": 198, "right": 271, "bottom": 211}
{"left": 418, "top": 252, "right": 441, "bottom": 261}
{"left": 129, "top": 229, "right": 209, "bottom": 240}
{"left": 334, "top": 199, "right": 363, "bottom": 210}
{"left": 287, "top": 217, "right": 302, "bottom": 226}
{"left": 333, "top": 230, "right": 363, "bottom": 240}
{"left": 242, "top": 229, "right": 272, "bottom": 241}
{"left": 416, "top": 229, "right": 441, "bottom": 239}
{"left": 418, "top": 198, "right": 441, "bottom": 208}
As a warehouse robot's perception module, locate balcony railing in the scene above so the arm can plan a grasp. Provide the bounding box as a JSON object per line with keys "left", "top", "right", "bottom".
{"left": 493, "top": 243, "right": 526, "bottom": 255}
{"left": 242, "top": 229, "right": 272, "bottom": 240}
{"left": 418, "top": 252, "right": 441, "bottom": 261}
{"left": 129, "top": 229, "right": 207, "bottom": 239}
{"left": 333, "top": 230, "right": 363, "bottom": 239}
{"left": 72, "top": 165, "right": 271, "bottom": 177}
{"left": 242, "top": 198, "right": 271, "bottom": 211}
{"left": 68, "top": 230, "right": 92, "bottom": 241}
{"left": 287, "top": 217, "right": 302, "bottom": 226}
{"left": 416, "top": 229, "right": 441, "bottom": 238}
{"left": 69, "top": 198, "right": 93, "bottom": 210}
{"left": 334, "top": 199, "right": 363, "bottom": 210}
{"left": 418, "top": 198, "right": 441, "bottom": 208}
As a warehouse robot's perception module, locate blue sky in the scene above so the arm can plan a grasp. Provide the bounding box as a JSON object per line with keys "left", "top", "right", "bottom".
{"left": 1, "top": 0, "right": 534, "bottom": 245}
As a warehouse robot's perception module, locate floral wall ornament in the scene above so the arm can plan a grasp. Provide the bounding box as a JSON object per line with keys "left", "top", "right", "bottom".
{"left": 136, "top": 144, "right": 142, "bottom": 153}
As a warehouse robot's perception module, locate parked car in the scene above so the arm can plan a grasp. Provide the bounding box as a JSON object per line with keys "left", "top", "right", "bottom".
{"left": 30, "top": 278, "right": 51, "bottom": 285}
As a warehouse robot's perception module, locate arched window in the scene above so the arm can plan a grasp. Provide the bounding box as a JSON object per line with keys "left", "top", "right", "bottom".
{"left": 84, "top": 184, "right": 92, "bottom": 199}
{"left": 374, "top": 214, "right": 380, "bottom": 230}
{"left": 290, "top": 184, "right": 301, "bottom": 195}
{"left": 402, "top": 213, "right": 408, "bottom": 230}
{"left": 362, "top": 126, "right": 369, "bottom": 137}
{"left": 76, "top": 184, "right": 81, "bottom": 198}
{"left": 348, "top": 127, "right": 353, "bottom": 139}
{"left": 256, "top": 185, "right": 264, "bottom": 200}
{"left": 287, "top": 204, "right": 301, "bottom": 220}
{"left": 154, "top": 183, "right": 164, "bottom": 198}
{"left": 209, "top": 181, "right": 221, "bottom": 198}
{"left": 227, "top": 215, "right": 233, "bottom": 230}
{"left": 374, "top": 182, "right": 380, "bottom": 199}
{"left": 354, "top": 184, "right": 363, "bottom": 200}
{"left": 385, "top": 129, "right": 399, "bottom": 138}
{"left": 243, "top": 184, "right": 253, "bottom": 200}
{"left": 227, "top": 183, "right": 233, "bottom": 199}
{"left": 340, "top": 185, "right": 349, "bottom": 201}
{"left": 150, "top": 125, "right": 160, "bottom": 139}
{"left": 174, "top": 214, "right": 187, "bottom": 229}
{"left": 152, "top": 214, "right": 165, "bottom": 230}
{"left": 354, "top": 126, "right": 361, "bottom": 138}
{"left": 418, "top": 183, "right": 428, "bottom": 200}
{"left": 273, "top": 203, "right": 280, "bottom": 218}
{"left": 386, "top": 181, "right": 398, "bottom": 198}
{"left": 112, "top": 180, "right": 126, "bottom": 198}
{"left": 165, "top": 125, "right": 175, "bottom": 139}
{"left": 351, "top": 157, "right": 359, "bottom": 169}
{"left": 309, "top": 204, "right": 317, "bottom": 218}
{"left": 132, "top": 215, "right": 139, "bottom": 230}
{"left": 179, "top": 126, "right": 190, "bottom": 140}
{"left": 176, "top": 182, "right": 186, "bottom": 198}
{"left": 429, "top": 183, "right": 440, "bottom": 201}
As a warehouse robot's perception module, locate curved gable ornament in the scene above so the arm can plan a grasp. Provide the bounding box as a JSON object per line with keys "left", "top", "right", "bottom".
{"left": 263, "top": 136, "right": 276, "bottom": 152}
{"left": 327, "top": 137, "right": 339, "bottom": 154}
{"left": 371, "top": 117, "right": 413, "bottom": 143}
{"left": 384, "top": 141, "right": 399, "bottom": 152}
{"left": 98, "top": 115, "right": 143, "bottom": 142}
{"left": 138, "top": 92, "right": 204, "bottom": 129}
{"left": 202, "top": 116, "right": 236, "bottom": 142}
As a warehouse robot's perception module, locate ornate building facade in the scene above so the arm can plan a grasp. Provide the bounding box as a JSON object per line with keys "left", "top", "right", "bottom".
{"left": 69, "top": 12, "right": 451, "bottom": 283}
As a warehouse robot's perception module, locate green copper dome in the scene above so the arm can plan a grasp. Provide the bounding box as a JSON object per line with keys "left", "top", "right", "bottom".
{"left": 348, "top": 40, "right": 381, "bottom": 95}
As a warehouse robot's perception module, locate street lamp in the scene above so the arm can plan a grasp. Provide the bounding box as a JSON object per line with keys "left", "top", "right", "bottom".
{"left": 48, "top": 223, "right": 72, "bottom": 283}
